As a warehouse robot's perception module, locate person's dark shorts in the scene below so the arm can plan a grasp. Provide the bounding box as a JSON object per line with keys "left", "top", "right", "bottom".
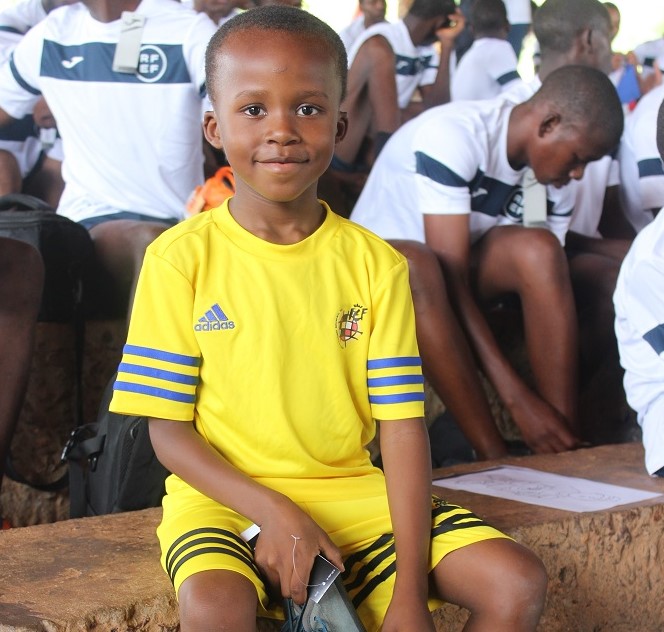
{"left": 79, "top": 212, "right": 179, "bottom": 231}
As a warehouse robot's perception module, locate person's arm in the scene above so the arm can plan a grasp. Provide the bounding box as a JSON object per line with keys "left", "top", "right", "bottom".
{"left": 379, "top": 417, "right": 436, "bottom": 632}
{"left": 0, "top": 107, "right": 17, "bottom": 128}
{"left": 148, "top": 418, "right": 344, "bottom": 605}
{"left": 424, "top": 213, "right": 578, "bottom": 453}
{"left": 418, "top": 10, "right": 466, "bottom": 109}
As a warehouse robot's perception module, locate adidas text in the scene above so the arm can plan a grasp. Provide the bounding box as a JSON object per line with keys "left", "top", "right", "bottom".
{"left": 195, "top": 321, "right": 235, "bottom": 331}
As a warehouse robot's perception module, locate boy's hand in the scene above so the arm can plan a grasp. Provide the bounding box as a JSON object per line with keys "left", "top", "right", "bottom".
{"left": 253, "top": 500, "right": 344, "bottom": 606}
{"left": 509, "top": 388, "right": 580, "bottom": 454}
{"left": 435, "top": 10, "right": 466, "bottom": 45}
{"left": 382, "top": 592, "right": 435, "bottom": 632}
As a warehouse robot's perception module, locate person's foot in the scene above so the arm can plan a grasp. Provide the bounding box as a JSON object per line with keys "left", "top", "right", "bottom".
{"left": 1, "top": 516, "right": 12, "bottom": 529}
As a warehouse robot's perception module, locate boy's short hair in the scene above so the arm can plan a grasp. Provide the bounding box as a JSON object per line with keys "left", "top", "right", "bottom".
{"left": 408, "top": 0, "right": 457, "bottom": 20}
{"left": 470, "top": 0, "right": 508, "bottom": 34}
{"left": 534, "top": 0, "right": 611, "bottom": 54}
{"left": 205, "top": 6, "right": 348, "bottom": 102}
{"left": 533, "top": 64, "right": 623, "bottom": 147}
{"left": 657, "top": 98, "right": 664, "bottom": 163}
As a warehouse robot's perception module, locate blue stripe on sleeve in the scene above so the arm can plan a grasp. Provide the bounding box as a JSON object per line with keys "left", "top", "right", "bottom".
{"left": 415, "top": 151, "right": 467, "bottom": 188}
{"left": 0, "top": 26, "right": 25, "bottom": 35}
{"left": 638, "top": 158, "right": 664, "bottom": 178}
{"left": 369, "top": 392, "right": 426, "bottom": 405}
{"left": 643, "top": 324, "right": 664, "bottom": 355}
{"left": 123, "top": 344, "right": 201, "bottom": 367}
{"left": 368, "top": 375, "right": 425, "bottom": 387}
{"left": 9, "top": 53, "right": 41, "bottom": 95}
{"left": 367, "top": 357, "right": 422, "bottom": 370}
{"left": 497, "top": 70, "right": 520, "bottom": 85}
{"left": 114, "top": 381, "right": 196, "bottom": 404}
{"left": 118, "top": 362, "right": 199, "bottom": 386}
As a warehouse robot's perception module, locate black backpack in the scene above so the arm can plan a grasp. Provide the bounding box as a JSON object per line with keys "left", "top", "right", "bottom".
{"left": 62, "top": 375, "right": 169, "bottom": 518}
{"left": 0, "top": 193, "right": 95, "bottom": 492}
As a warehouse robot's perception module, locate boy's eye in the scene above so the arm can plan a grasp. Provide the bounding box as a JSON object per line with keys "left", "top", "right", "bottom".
{"left": 297, "top": 104, "right": 320, "bottom": 116}
{"left": 243, "top": 105, "right": 265, "bottom": 117}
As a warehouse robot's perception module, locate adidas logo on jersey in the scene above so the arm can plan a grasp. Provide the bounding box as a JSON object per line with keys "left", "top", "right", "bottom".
{"left": 195, "top": 303, "right": 235, "bottom": 331}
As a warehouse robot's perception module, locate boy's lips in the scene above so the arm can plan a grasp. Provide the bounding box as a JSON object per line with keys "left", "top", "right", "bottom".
{"left": 259, "top": 155, "right": 308, "bottom": 164}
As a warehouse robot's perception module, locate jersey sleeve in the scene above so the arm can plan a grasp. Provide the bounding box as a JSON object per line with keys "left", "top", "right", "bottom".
{"left": 0, "top": 19, "right": 45, "bottom": 119}
{"left": 414, "top": 121, "right": 476, "bottom": 216}
{"left": 109, "top": 249, "right": 201, "bottom": 422}
{"left": 367, "top": 258, "right": 425, "bottom": 421}
{"left": 418, "top": 45, "right": 440, "bottom": 87}
{"left": 182, "top": 13, "right": 217, "bottom": 104}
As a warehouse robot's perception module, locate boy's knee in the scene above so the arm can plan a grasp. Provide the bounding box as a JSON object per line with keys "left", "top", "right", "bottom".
{"left": 178, "top": 571, "right": 258, "bottom": 632}
{"left": 495, "top": 547, "right": 548, "bottom": 619}
{"left": 511, "top": 228, "right": 569, "bottom": 285}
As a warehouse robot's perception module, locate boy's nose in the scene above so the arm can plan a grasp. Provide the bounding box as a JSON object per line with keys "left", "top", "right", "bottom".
{"left": 266, "top": 112, "right": 299, "bottom": 144}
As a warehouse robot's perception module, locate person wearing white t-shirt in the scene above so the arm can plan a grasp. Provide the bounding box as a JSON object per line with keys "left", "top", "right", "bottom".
{"left": 337, "top": 0, "right": 387, "bottom": 53}
{"left": 450, "top": 0, "right": 521, "bottom": 102}
{"left": 619, "top": 82, "right": 664, "bottom": 232}
{"left": 614, "top": 98, "right": 664, "bottom": 477}
{"left": 0, "top": 0, "right": 217, "bottom": 319}
{"left": 504, "top": 0, "right": 634, "bottom": 443}
{"left": 0, "top": 0, "right": 74, "bottom": 207}
{"left": 351, "top": 65, "right": 623, "bottom": 461}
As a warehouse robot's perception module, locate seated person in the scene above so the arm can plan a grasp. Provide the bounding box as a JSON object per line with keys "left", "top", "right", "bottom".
{"left": 450, "top": 0, "right": 521, "bottom": 102}
{"left": 0, "top": 0, "right": 218, "bottom": 320}
{"left": 338, "top": 0, "right": 387, "bottom": 53}
{"left": 619, "top": 82, "right": 664, "bottom": 232}
{"left": 333, "top": 0, "right": 463, "bottom": 173}
{"left": 614, "top": 97, "right": 664, "bottom": 478}
{"left": 505, "top": 0, "right": 631, "bottom": 439}
{"left": 350, "top": 65, "right": 624, "bottom": 460}
{"left": 0, "top": 0, "right": 75, "bottom": 208}
{"left": 109, "top": 7, "right": 548, "bottom": 631}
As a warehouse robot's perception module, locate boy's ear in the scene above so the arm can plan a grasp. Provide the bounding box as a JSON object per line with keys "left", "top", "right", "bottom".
{"left": 335, "top": 111, "right": 349, "bottom": 145}
{"left": 538, "top": 112, "right": 561, "bottom": 138}
{"left": 203, "top": 111, "right": 224, "bottom": 150}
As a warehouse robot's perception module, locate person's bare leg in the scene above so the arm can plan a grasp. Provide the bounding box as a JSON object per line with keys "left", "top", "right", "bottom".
{"left": 89, "top": 219, "right": 172, "bottom": 322}
{"left": 0, "top": 150, "right": 22, "bottom": 196}
{"left": 473, "top": 226, "right": 578, "bottom": 430}
{"left": 0, "top": 239, "right": 44, "bottom": 485}
{"left": 178, "top": 569, "right": 259, "bottom": 632}
{"left": 23, "top": 156, "right": 65, "bottom": 209}
{"left": 432, "top": 539, "right": 547, "bottom": 631}
{"left": 391, "top": 240, "right": 508, "bottom": 460}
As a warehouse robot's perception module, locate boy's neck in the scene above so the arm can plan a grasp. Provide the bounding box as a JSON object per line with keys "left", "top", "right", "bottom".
{"left": 228, "top": 195, "right": 327, "bottom": 245}
{"left": 82, "top": 0, "right": 142, "bottom": 22}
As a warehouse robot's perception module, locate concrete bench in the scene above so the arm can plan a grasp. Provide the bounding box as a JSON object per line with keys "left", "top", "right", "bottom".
{"left": 1, "top": 443, "right": 662, "bottom": 631}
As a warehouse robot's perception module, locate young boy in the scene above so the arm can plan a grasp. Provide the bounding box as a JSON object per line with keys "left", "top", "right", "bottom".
{"left": 109, "top": 7, "right": 547, "bottom": 632}
{"left": 351, "top": 64, "right": 624, "bottom": 461}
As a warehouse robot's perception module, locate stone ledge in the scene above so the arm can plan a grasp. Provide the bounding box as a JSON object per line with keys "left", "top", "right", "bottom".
{"left": 1, "top": 443, "right": 663, "bottom": 631}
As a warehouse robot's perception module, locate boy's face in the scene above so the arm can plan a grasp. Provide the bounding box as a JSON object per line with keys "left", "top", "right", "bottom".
{"left": 360, "top": 0, "right": 386, "bottom": 23}
{"left": 529, "top": 119, "right": 608, "bottom": 188}
{"left": 204, "top": 30, "right": 347, "bottom": 204}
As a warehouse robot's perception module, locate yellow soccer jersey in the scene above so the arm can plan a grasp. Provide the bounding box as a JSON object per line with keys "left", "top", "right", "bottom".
{"left": 110, "top": 201, "right": 424, "bottom": 500}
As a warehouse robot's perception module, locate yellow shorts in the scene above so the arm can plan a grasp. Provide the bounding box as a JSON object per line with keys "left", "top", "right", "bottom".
{"left": 157, "top": 482, "right": 508, "bottom": 632}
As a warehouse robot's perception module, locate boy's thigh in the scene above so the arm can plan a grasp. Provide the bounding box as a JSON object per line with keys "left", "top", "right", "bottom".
{"left": 157, "top": 485, "right": 267, "bottom": 607}
{"left": 304, "top": 494, "right": 508, "bottom": 631}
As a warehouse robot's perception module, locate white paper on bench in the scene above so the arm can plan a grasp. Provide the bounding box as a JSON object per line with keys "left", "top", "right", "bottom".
{"left": 433, "top": 465, "right": 663, "bottom": 512}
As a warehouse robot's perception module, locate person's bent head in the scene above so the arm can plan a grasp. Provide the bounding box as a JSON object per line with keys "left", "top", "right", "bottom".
{"left": 534, "top": 0, "right": 612, "bottom": 75}
{"left": 470, "top": 0, "right": 509, "bottom": 39}
{"left": 525, "top": 64, "right": 623, "bottom": 186}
